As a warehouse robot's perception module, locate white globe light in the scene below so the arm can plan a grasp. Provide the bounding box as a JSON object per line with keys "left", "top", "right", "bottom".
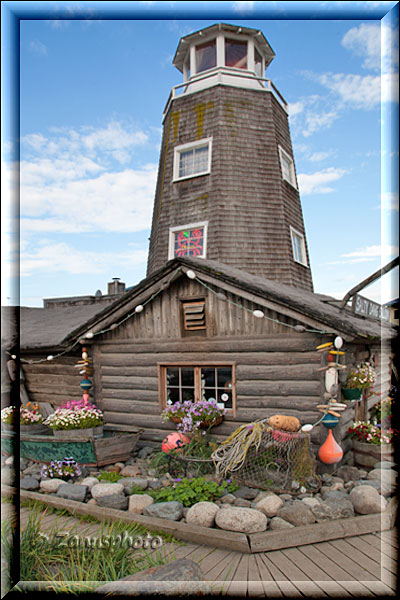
{"left": 253, "top": 309, "right": 264, "bottom": 319}
{"left": 85, "top": 332, "right": 94, "bottom": 339}
{"left": 186, "top": 270, "right": 196, "bottom": 280}
{"left": 46, "top": 355, "right": 54, "bottom": 361}
{"left": 135, "top": 305, "right": 144, "bottom": 313}
{"left": 301, "top": 424, "right": 313, "bottom": 432}
{"left": 334, "top": 336, "right": 344, "bottom": 349}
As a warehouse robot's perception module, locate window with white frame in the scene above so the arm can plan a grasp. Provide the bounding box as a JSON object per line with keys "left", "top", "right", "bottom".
{"left": 173, "top": 138, "right": 212, "bottom": 181}
{"left": 290, "top": 226, "right": 308, "bottom": 266}
{"left": 169, "top": 222, "right": 208, "bottom": 260}
{"left": 279, "top": 146, "right": 297, "bottom": 188}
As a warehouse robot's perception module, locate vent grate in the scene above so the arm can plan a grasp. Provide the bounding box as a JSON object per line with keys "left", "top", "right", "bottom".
{"left": 182, "top": 300, "right": 206, "bottom": 330}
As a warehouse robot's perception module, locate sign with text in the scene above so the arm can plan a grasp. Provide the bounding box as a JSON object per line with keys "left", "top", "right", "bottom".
{"left": 352, "top": 294, "right": 390, "bottom": 322}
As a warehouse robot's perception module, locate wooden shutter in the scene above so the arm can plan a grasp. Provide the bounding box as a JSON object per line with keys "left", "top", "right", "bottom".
{"left": 182, "top": 300, "right": 206, "bottom": 331}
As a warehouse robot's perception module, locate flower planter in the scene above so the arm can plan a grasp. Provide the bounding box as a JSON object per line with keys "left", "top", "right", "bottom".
{"left": 341, "top": 388, "right": 362, "bottom": 401}
{"left": 352, "top": 439, "right": 394, "bottom": 469}
{"left": 52, "top": 425, "right": 104, "bottom": 441}
{"left": 20, "top": 423, "right": 48, "bottom": 434}
{"left": 168, "top": 416, "right": 224, "bottom": 429}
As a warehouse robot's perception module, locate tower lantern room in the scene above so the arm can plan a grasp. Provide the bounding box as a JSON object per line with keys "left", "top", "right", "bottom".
{"left": 147, "top": 23, "right": 314, "bottom": 292}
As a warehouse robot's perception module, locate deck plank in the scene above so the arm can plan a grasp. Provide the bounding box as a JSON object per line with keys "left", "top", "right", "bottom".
{"left": 315, "top": 540, "right": 378, "bottom": 581}
{"left": 265, "top": 548, "right": 313, "bottom": 581}
{"left": 216, "top": 552, "right": 243, "bottom": 596}
{"left": 345, "top": 534, "right": 397, "bottom": 574}
{"left": 362, "top": 533, "right": 398, "bottom": 563}
{"left": 224, "top": 553, "right": 249, "bottom": 597}
{"left": 361, "top": 579, "right": 397, "bottom": 596}
{"left": 379, "top": 530, "right": 398, "bottom": 548}
{"left": 254, "top": 554, "right": 283, "bottom": 597}
{"left": 296, "top": 543, "right": 356, "bottom": 581}
{"left": 329, "top": 538, "right": 386, "bottom": 580}
{"left": 289, "top": 581, "right": 329, "bottom": 597}
{"left": 247, "top": 553, "right": 266, "bottom": 597}
{"left": 281, "top": 546, "right": 334, "bottom": 581}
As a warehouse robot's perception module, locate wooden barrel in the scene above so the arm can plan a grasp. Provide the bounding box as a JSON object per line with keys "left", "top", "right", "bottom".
{"left": 352, "top": 439, "right": 394, "bottom": 469}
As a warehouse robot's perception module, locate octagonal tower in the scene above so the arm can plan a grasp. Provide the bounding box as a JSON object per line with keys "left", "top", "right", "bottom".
{"left": 147, "top": 23, "right": 313, "bottom": 292}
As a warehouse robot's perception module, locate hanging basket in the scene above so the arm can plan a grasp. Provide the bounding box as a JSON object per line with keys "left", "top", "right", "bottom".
{"left": 341, "top": 388, "right": 362, "bottom": 401}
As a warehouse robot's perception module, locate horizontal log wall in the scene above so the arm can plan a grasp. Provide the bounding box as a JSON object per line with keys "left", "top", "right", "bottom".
{"left": 96, "top": 334, "right": 325, "bottom": 446}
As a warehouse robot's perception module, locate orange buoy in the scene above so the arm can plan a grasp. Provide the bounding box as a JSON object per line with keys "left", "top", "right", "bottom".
{"left": 318, "top": 429, "right": 343, "bottom": 464}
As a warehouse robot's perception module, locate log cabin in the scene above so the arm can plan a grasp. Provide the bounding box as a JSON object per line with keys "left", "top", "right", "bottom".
{"left": 3, "top": 23, "right": 396, "bottom": 465}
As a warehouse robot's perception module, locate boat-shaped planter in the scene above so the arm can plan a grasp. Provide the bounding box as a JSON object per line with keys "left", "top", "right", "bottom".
{"left": 1, "top": 426, "right": 142, "bottom": 467}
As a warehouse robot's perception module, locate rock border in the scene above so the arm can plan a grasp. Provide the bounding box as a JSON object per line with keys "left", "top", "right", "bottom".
{"left": 3, "top": 485, "right": 396, "bottom": 554}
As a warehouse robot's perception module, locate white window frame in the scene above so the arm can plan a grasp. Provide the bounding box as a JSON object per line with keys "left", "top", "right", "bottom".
{"left": 173, "top": 138, "right": 212, "bottom": 182}
{"left": 168, "top": 221, "right": 208, "bottom": 260}
{"left": 290, "top": 226, "right": 308, "bottom": 267}
{"left": 278, "top": 145, "right": 297, "bottom": 189}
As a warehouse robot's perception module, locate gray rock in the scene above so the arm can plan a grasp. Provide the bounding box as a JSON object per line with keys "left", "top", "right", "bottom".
{"left": 353, "top": 479, "right": 381, "bottom": 492}
{"left": 321, "top": 489, "right": 349, "bottom": 501}
{"left": 374, "top": 461, "right": 397, "bottom": 470}
{"left": 80, "top": 476, "right": 99, "bottom": 490}
{"left": 215, "top": 506, "right": 267, "bottom": 533}
{"left": 311, "top": 501, "right": 335, "bottom": 522}
{"left": 301, "top": 497, "right": 321, "bottom": 509}
{"left": 277, "top": 501, "right": 316, "bottom": 527}
{"left": 368, "top": 469, "right": 397, "bottom": 496}
{"left": 20, "top": 476, "right": 40, "bottom": 491}
{"left": 220, "top": 493, "right": 236, "bottom": 504}
{"left": 128, "top": 494, "right": 154, "bottom": 514}
{"left": 186, "top": 502, "right": 219, "bottom": 527}
{"left": 20, "top": 458, "right": 29, "bottom": 471}
{"left": 56, "top": 483, "right": 88, "bottom": 503}
{"left": 255, "top": 493, "right": 284, "bottom": 517}
{"left": 1, "top": 468, "right": 15, "bottom": 487}
{"left": 143, "top": 501, "right": 183, "bottom": 521}
{"left": 324, "top": 498, "right": 355, "bottom": 519}
{"left": 91, "top": 483, "right": 124, "bottom": 499}
{"left": 138, "top": 446, "right": 154, "bottom": 459}
{"left": 336, "top": 466, "right": 361, "bottom": 482}
{"left": 21, "top": 463, "right": 42, "bottom": 476}
{"left": 233, "top": 498, "right": 252, "bottom": 508}
{"left": 350, "top": 485, "right": 387, "bottom": 515}
{"left": 147, "top": 480, "right": 162, "bottom": 490}
{"left": 233, "top": 486, "right": 259, "bottom": 500}
{"left": 94, "top": 559, "right": 210, "bottom": 595}
{"left": 96, "top": 494, "right": 129, "bottom": 511}
{"left": 269, "top": 516, "right": 295, "bottom": 530}
{"left": 118, "top": 477, "right": 146, "bottom": 494}
{"left": 39, "top": 478, "right": 65, "bottom": 493}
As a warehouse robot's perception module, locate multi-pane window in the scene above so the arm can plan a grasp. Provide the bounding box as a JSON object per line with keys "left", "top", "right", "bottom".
{"left": 254, "top": 47, "right": 263, "bottom": 78}
{"left": 161, "top": 365, "right": 234, "bottom": 412}
{"left": 173, "top": 139, "right": 212, "bottom": 181}
{"left": 225, "top": 38, "right": 247, "bottom": 69}
{"left": 290, "top": 226, "right": 308, "bottom": 266}
{"left": 278, "top": 146, "right": 297, "bottom": 188}
{"left": 195, "top": 40, "right": 216, "bottom": 73}
{"left": 169, "top": 222, "right": 207, "bottom": 259}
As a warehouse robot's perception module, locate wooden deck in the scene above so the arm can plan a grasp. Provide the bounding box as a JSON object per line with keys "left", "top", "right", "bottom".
{"left": 10, "top": 504, "right": 397, "bottom": 597}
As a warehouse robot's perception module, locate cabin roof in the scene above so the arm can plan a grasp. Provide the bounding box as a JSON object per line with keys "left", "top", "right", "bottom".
{"left": 3, "top": 257, "right": 394, "bottom": 352}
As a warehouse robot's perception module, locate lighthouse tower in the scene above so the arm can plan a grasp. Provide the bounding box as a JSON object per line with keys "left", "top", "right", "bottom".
{"left": 147, "top": 23, "right": 313, "bottom": 292}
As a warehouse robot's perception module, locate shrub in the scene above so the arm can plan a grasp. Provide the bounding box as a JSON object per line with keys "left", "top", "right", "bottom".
{"left": 143, "top": 476, "right": 239, "bottom": 507}
{"left": 97, "top": 471, "right": 127, "bottom": 483}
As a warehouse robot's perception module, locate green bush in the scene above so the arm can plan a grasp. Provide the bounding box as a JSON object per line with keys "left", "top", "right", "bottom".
{"left": 143, "top": 477, "right": 239, "bottom": 507}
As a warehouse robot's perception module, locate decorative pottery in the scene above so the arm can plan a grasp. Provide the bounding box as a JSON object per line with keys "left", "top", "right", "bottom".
{"left": 341, "top": 388, "right": 362, "bottom": 401}
{"left": 352, "top": 439, "right": 394, "bottom": 469}
{"left": 318, "top": 429, "right": 343, "bottom": 464}
{"left": 53, "top": 425, "right": 103, "bottom": 440}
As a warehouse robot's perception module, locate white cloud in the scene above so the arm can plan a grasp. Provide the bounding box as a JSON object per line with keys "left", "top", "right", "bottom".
{"left": 341, "top": 244, "right": 398, "bottom": 263}
{"left": 28, "top": 40, "right": 48, "bottom": 56}
{"left": 302, "top": 109, "right": 339, "bottom": 137}
{"left": 232, "top": 1, "right": 255, "bottom": 13}
{"left": 288, "top": 101, "right": 304, "bottom": 117}
{"left": 309, "top": 151, "right": 334, "bottom": 162}
{"left": 297, "top": 167, "right": 346, "bottom": 195}
{"left": 316, "top": 73, "right": 381, "bottom": 110}
{"left": 20, "top": 242, "right": 148, "bottom": 277}
{"left": 342, "top": 23, "right": 381, "bottom": 71}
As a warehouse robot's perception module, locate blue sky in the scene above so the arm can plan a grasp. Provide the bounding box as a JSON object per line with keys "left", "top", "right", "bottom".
{"left": 1, "top": 1, "right": 399, "bottom": 308}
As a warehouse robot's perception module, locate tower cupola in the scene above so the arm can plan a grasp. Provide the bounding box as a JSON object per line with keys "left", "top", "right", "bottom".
{"left": 172, "top": 23, "right": 275, "bottom": 95}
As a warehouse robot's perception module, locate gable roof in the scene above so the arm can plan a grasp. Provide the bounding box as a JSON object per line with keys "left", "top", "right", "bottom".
{"left": 3, "top": 257, "right": 394, "bottom": 352}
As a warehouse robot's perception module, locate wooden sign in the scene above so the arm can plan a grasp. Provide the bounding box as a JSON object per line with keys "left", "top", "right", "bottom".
{"left": 352, "top": 294, "right": 390, "bottom": 322}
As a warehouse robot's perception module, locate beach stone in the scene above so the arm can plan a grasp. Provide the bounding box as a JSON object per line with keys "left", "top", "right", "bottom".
{"left": 233, "top": 498, "right": 252, "bottom": 508}
{"left": 119, "top": 465, "right": 142, "bottom": 477}
{"left": 233, "top": 486, "right": 259, "bottom": 500}
{"left": 310, "top": 501, "right": 335, "bottom": 522}
{"left": 56, "top": 483, "right": 88, "bottom": 503}
{"left": 80, "top": 476, "right": 99, "bottom": 490}
{"left": 186, "top": 502, "right": 219, "bottom": 528}
{"left": 87, "top": 498, "right": 97, "bottom": 505}
{"left": 269, "top": 517, "right": 295, "bottom": 530}
{"left": 368, "top": 469, "right": 397, "bottom": 496}
{"left": 325, "top": 498, "right": 355, "bottom": 520}
{"left": 40, "top": 478, "right": 65, "bottom": 493}
{"left": 143, "top": 501, "right": 183, "bottom": 521}
{"left": 301, "top": 497, "right": 321, "bottom": 509}
{"left": 353, "top": 479, "right": 381, "bottom": 492}
{"left": 5, "top": 456, "right": 13, "bottom": 466}
{"left": 20, "top": 476, "right": 40, "bottom": 491}
{"left": 96, "top": 494, "right": 129, "bottom": 511}
{"left": 215, "top": 507, "right": 267, "bottom": 534}
{"left": 220, "top": 493, "right": 236, "bottom": 504}
{"left": 20, "top": 458, "right": 29, "bottom": 471}
{"left": 21, "top": 463, "right": 42, "bottom": 476}
{"left": 128, "top": 494, "right": 154, "bottom": 514}
{"left": 350, "top": 485, "right": 387, "bottom": 515}
{"left": 277, "top": 501, "right": 316, "bottom": 527}
{"left": 255, "top": 493, "right": 284, "bottom": 518}
{"left": 147, "top": 480, "right": 162, "bottom": 490}
{"left": 105, "top": 464, "right": 121, "bottom": 473}
{"left": 138, "top": 446, "right": 154, "bottom": 459}
{"left": 336, "top": 465, "right": 361, "bottom": 482}
{"left": 126, "top": 478, "right": 149, "bottom": 491}
{"left": 1, "top": 468, "right": 15, "bottom": 486}
{"left": 321, "top": 489, "right": 349, "bottom": 502}
{"left": 91, "top": 483, "right": 124, "bottom": 499}
{"left": 374, "top": 461, "right": 396, "bottom": 470}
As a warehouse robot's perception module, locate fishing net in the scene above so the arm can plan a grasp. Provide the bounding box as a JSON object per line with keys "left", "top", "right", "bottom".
{"left": 212, "top": 421, "right": 319, "bottom": 493}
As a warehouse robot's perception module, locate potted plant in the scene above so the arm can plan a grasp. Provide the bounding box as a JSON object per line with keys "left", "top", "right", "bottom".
{"left": 161, "top": 399, "right": 225, "bottom": 434}
{"left": 341, "top": 362, "right": 376, "bottom": 401}
{"left": 348, "top": 420, "right": 396, "bottom": 468}
{"left": 43, "top": 398, "right": 104, "bottom": 439}
{"left": 40, "top": 457, "right": 82, "bottom": 481}
{"left": 1, "top": 404, "right": 47, "bottom": 433}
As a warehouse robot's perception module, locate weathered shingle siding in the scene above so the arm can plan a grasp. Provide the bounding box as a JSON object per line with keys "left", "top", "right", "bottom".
{"left": 147, "top": 85, "right": 313, "bottom": 292}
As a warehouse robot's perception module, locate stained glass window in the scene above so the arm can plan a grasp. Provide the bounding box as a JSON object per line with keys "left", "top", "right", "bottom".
{"left": 173, "top": 227, "right": 205, "bottom": 258}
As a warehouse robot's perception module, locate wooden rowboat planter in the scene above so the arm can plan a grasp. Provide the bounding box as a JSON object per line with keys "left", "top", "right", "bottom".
{"left": 1, "top": 426, "right": 142, "bottom": 467}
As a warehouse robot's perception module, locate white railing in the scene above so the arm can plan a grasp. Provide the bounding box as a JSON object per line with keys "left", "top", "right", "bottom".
{"left": 163, "top": 67, "right": 288, "bottom": 119}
